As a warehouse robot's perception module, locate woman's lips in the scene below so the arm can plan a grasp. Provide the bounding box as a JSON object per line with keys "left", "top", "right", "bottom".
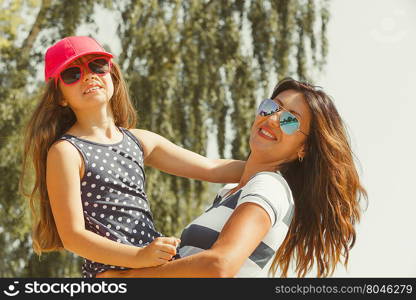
{"left": 258, "top": 127, "right": 276, "bottom": 140}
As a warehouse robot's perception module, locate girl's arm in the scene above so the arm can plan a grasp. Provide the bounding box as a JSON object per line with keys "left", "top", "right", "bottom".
{"left": 131, "top": 129, "right": 245, "bottom": 183}
{"left": 46, "top": 141, "right": 179, "bottom": 269}
{"left": 96, "top": 201, "right": 272, "bottom": 277}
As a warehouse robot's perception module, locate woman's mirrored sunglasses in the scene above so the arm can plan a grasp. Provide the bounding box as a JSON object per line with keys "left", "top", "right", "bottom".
{"left": 257, "top": 98, "right": 308, "bottom": 136}
{"left": 57, "top": 56, "right": 112, "bottom": 85}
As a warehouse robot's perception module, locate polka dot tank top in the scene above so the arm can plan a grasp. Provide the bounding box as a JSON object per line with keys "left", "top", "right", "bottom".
{"left": 59, "top": 127, "right": 163, "bottom": 278}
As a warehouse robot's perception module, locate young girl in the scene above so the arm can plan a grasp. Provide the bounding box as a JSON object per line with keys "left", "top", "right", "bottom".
{"left": 21, "top": 36, "right": 244, "bottom": 278}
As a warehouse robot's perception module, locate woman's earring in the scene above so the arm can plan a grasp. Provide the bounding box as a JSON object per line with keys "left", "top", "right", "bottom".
{"left": 298, "top": 156, "right": 304, "bottom": 163}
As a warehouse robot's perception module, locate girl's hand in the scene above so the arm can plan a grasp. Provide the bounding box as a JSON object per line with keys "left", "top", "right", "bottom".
{"left": 96, "top": 237, "right": 180, "bottom": 278}
{"left": 138, "top": 236, "right": 180, "bottom": 267}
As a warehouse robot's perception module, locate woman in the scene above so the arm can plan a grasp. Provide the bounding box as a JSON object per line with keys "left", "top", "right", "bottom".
{"left": 97, "top": 78, "right": 367, "bottom": 277}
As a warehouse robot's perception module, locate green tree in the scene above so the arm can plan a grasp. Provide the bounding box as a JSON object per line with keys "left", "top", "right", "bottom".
{"left": 0, "top": 0, "right": 110, "bottom": 277}
{"left": 116, "top": 0, "right": 330, "bottom": 237}
{"left": 0, "top": 0, "right": 330, "bottom": 277}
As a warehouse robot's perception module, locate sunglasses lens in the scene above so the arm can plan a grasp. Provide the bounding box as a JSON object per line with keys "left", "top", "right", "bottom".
{"left": 257, "top": 99, "right": 279, "bottom": 116}
{"left": 60, "top": 67, "right": 82, "bottom": 84}
{"left": 280, "top": 111, "right": 299, "bottom": 134}
{"left": 89, "top": 58, "right": 110, "bottom": 74}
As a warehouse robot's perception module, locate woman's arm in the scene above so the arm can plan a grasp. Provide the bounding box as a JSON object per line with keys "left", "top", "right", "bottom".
{"left": 131, "top": 129, "right": 245, "bottom": 183}
{"left": 96, "top": 201, "right": 272, "bottom": 277}
{"left": 47, "top": 141, "right": 179, "bottom": 268}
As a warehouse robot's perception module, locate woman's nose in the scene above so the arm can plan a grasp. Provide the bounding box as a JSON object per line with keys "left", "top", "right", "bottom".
{"left": 266, "top": 111, "right": 281, "bottom": 128}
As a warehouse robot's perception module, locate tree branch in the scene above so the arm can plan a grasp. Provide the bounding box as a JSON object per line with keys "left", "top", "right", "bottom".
{"left": 19, "top": 0, "right": 52, "bottom": 67}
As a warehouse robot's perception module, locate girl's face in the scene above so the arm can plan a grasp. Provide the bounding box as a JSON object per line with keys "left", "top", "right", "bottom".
{"left": 249, "top": 89, "right": 312, "bottom": 164}
{"left": 58, "top": 54, "right": 114, "bottom": 110}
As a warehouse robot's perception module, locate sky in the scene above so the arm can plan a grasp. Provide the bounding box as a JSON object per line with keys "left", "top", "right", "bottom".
{"left": 317, "top": 0, "right": 416, "bottom": 277}
{"left": 85, "top": 0, "right": 416, "bottom": 277}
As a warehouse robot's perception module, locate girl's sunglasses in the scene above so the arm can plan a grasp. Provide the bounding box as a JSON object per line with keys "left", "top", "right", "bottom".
{"left": 257, "top": 98, "right": 308, "bottom": 136}
{"left": 57, "top": 56, "right": 112, "bottom": 85}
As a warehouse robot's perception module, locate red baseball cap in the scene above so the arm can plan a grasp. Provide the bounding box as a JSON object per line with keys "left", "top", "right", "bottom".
{"left": 44, "top": 36, "right": 113, "bottom": 82}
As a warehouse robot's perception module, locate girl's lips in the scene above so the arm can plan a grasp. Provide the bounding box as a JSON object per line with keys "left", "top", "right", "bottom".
{"left": 83, "top": 86, "right": 103, "bottom": 95}
{"left": 258, "top": 127, "right": 277, "bottom": 140}
{"left": 83, "top": 82, "right": 103, "bottom": 94}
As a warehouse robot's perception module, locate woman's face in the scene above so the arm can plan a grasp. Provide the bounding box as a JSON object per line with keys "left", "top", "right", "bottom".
{"left": 249, "top": 89, "right": 312, "bottom": 164}
{"left": 58, "top": 54, "right": 114, "bottom": 111}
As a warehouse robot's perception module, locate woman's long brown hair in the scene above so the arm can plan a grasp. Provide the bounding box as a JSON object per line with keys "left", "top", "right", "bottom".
{"left": 20, "top": 61, "right": 137, "bottom": 255}
{"left": 269, "top": 78, "right": 367, "bottom": 277}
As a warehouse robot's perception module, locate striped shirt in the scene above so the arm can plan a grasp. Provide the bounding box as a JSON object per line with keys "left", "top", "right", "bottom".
{"left": 178, "top": 171, "right": 295, "bottom": 277}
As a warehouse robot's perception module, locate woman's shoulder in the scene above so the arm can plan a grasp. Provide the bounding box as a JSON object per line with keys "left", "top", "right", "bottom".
{"left": 219, "top": 171, "right": 291, "bottom": 198}
{"left": 247, "top": 171, "right": 289, "bottom": 188}
{"left": 218, "top": 183, "right": 239, "bottom": 198}
{"left": 243, "top": 171, "right": 293, "bottom": 204}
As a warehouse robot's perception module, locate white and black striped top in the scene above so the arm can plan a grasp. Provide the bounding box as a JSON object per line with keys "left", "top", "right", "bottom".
{"left": 178, "top": 171, "right": 295, "bottom": 277}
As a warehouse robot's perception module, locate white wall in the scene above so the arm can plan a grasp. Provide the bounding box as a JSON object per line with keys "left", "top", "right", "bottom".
{"left": 320, "top": 0, "right": 416, "bottom": 277}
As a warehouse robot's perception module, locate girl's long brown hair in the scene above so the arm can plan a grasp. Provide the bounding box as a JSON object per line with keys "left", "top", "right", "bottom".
{"left": 269, "top": 78, "right": 367, "bottom": 277}
{"left": 20, "top": 61, "right": 137, "bottom": 255}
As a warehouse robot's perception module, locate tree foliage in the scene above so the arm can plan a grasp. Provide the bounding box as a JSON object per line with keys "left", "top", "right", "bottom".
{"left": 0, "top": 0, "right": 109, "bottom": 277}
{"left": 0, "top": 0, "right": 330, "bottom": 277}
